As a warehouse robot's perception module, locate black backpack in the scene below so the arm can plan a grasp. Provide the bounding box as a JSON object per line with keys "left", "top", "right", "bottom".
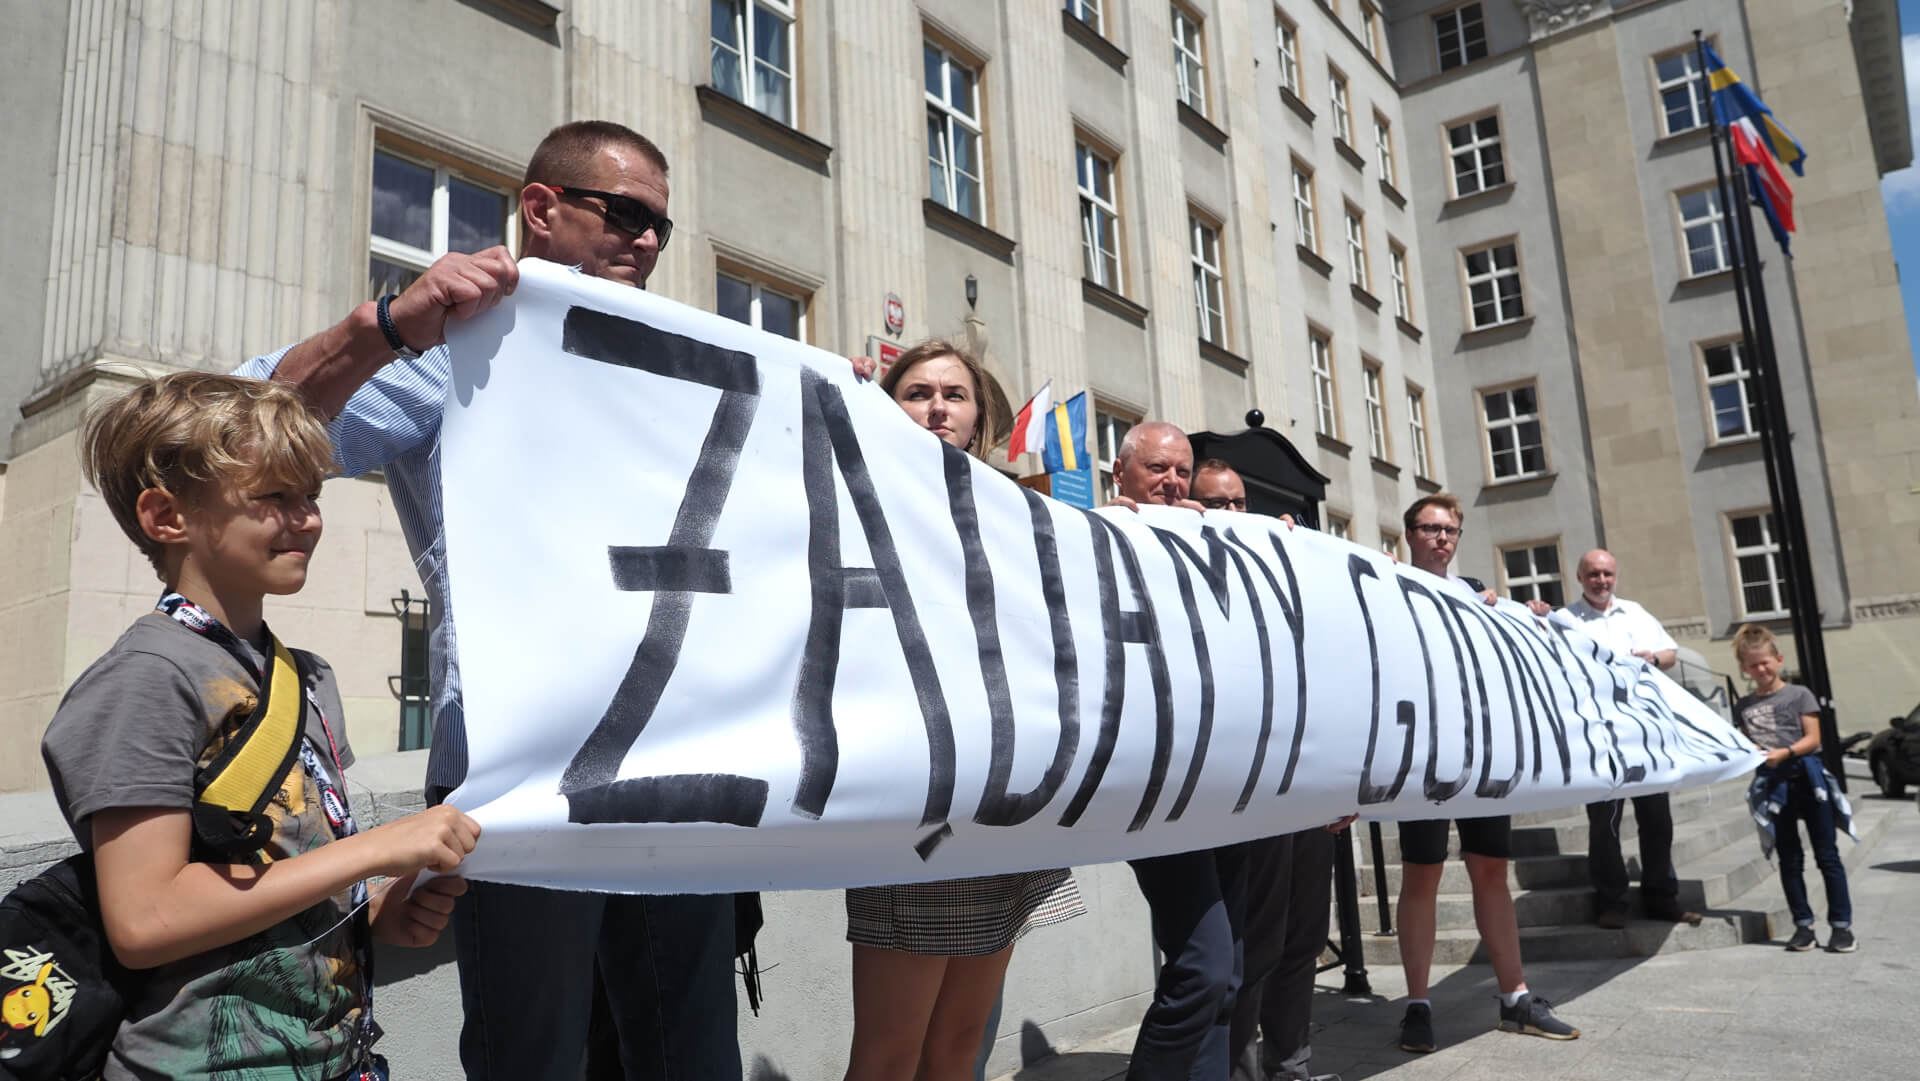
{"left": 1, "top": 636, "right": 311, "bottom": 1081}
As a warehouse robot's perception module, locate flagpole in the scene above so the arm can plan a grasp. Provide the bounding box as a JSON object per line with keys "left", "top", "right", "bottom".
{"left": 1694, "top": 31, "right": 1843, "bottom": 784}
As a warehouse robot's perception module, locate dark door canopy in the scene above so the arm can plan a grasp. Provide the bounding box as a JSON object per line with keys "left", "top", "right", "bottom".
{"left": 1189, "top": 411, "right": 1330, "bottom": 527}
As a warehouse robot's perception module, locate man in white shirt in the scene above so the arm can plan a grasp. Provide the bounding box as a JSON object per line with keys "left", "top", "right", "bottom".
{"left": 1556, "top": 549, "right": 1700, "bottom": 929}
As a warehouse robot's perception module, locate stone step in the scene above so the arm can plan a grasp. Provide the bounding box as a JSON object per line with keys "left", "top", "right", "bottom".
{"left": 1360, "top": 796, "right": 1758, "bottom": 895}
{"left": 1349, "top": 793, "right": 1900, "bottom": 965}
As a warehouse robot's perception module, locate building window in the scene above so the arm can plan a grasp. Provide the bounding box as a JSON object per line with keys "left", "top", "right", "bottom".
{"left": 1406, "top": 384, "right": 1431, "bottom": 476}
{"left": 1276, "top": 13, "right": 1301, "bottom": 95}
{"left": 1373, "top": 113, "right": 1397, "bottom": 186}
{"left": 1329, "top": 69, "right": 1352, "bottom": 143}
{"left": 1078, "top": 141, "right": 1122, "bottom": 291}
{"left": 1678, "top": 186, "right": 1731, "bottom": 277}
{"left": 1482, "top": 383, "right": 1546, "bottom": 481}
{"left": 1310, "top": 330, "right": 1338, "bottom": 437}
{"left": 1463, "top": 241, "right": 1525, "bottom": 329}
{"left": 1067, "top": 0, "right": 1104, "bottom": 35}
{"left": 1434, "top": 3, "right": 1487, "bottom": 72}
{"left": 1362, "top": 361, "right": 1389, "bottom": 460}
{"left": 716, "top": 269, "right": 805, "bottom": 340}
{"left": 1654, "top": 47, "right": 1711, "bottom": 136}
{"left": 1361, "top": 3, "right": 1383, "bottom": 60}
{"left": 1291, "top": 162, "right": 1319, "bottom": 252}
{"left": 1345, "top": 208, "right": 1370, "bottom": 291}
{"left": 368, "top": 147, "right": 513, "bottom": 300}
{"left": 712, "top": 0, "right": 796, "bottom": 126}
{"left": 1447, "top": 113, "right": 1506, "bottom": 197}
{"left": 1703, "top": 339, "right": 1757, "bottom": 442}
{"left": 1380, "top": 531, "right": 1401, "bottom": 559}
{"left": 1173, "top": 5, "right": 1208, "bottom": 115}
{"left": 1190, "top": 213, "right": 1226, "bottom": 346}
{"left": 1327, "top": 514, "right": 1351, "bottom": 541}
{"left": 1501, "top": 543, "right": 1565, "bottom": 607}
{"left": 1729, "top": 512, "right": 1788, "bottom": 618}
{"left": 1095, "top": 405, "right": 1137, "bottom": 503}
{"left": 1389, "top": 241, "right": 1413, "bottom": 321}
{"left": 925, "top": 42, "right": 984, "bottom": 223}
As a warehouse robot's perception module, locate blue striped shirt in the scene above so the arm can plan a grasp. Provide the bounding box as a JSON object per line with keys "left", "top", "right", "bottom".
{"left": 236, "top": 346, "right": 470, "bottom": 793}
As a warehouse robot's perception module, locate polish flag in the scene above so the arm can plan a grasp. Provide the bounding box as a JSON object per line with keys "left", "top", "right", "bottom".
{"left": 1007, "top": 381, "right": 1052, "bottom": 462}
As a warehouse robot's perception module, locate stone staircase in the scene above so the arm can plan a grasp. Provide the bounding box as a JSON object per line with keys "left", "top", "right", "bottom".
{"left": 1348, "top": 775, "right": 1903, "bottom": 965}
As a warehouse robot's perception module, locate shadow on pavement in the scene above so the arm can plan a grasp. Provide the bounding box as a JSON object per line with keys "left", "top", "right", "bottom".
{"left": 1869, "top": 859, "right": 1920, "bottom": 873}
{"left": 1006, "top": 1050, "right": 1129, "bottom": 1080}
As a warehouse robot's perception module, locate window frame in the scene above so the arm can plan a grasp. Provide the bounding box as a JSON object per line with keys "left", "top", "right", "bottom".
{"left": 1095, "top": 402, "right": 1140, "bottom": 504}
{"left": 710, "top": 0, "right": 798, "bottom": 126}
{"left": 1460, "top": 238, "right": 1526, "bottom": 330}
{"left": 367, "top": 143, "right": 517, "bottom": 302}
{"left": 1275, "top": 10, "right": 1302, "bottom": 96}
{"left": 1362, "top": 359, "right": 1390, "bottom": 461}
{"left": 1388, "top": 239, "right": 1414, "bottom": 322}
{"left": 1328, "top": 66, "right": 1353, "bottom": 144}
{"left": 1309, "top": 328, "right": 1339, "bottom": 439}
{"left": 1675, "top": 184, "right": 1732, "bottom": 278}
{"left": 1291, "top": 159, "right": 1319, "bottom": 253}
{"left": 1727, "top": 510, "right": 1789, "bottom": 619}
{"left": 1406, "top": 382, "right": 1431, "bottom": 477}
{"left": 1077, "top": 137, "right": 1124, "bottom": 292}
{"left": 1445, "top": 110, "right": 1507, "bottom": 198}
{"left": 1361, "top": 3, "right": 1383, "bottom": 61}
{"left": 716, "top": 265, "right": 809, "bottom": 343}
{"left": 1433, "top": 2, "right": 1488, "bottom": 73}
{"left": 1173, "top": 4, "right": 1209, "bottom": 117}
{"left": 1344, "top": 205, "right": 1370, "bottom": 292}
{"left": 1498, "top": 539, "right": 1566, "bottom": 608}
{"left": 1067, "top": 0, "right": 1105, "bottom": 36}
{"left": 1652, "top": 44, "right": 1712, "bottom": 138}
{"left": 925, "top": 39, "right": 986, "bottom": 224}
{"left": 1700, "top": 336, "right": 1759, "bottom": 444}
{"left": 1373, "top": 111, "right": 1397, "bottom": 186}
{"left": 1380, "top": 531, "right": 1402, "bottom": 560}
{"left": 1479, "top": 379, "right": 1548, "bottom": 482}
{"left": 1327, "top": 514, "right": 1352, "bottom": 541}
{"left": 1190, "top": 210, "right": 1227, "bottom": 347}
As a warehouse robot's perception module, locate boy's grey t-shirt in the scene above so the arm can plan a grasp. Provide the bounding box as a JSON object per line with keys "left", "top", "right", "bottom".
{"left": 1734, "top": 683, "right": 1821, "bottom": 752}
{"left": 41, "top": 612, "right": 363, "bottom": 1081}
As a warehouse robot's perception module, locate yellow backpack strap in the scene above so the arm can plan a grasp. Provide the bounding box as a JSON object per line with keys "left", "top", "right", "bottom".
{"left": 190, "top": 634, "right": 308, "bottom": 861}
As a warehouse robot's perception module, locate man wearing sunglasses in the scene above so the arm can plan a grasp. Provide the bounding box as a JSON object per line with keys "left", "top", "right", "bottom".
{"left": 234, "top": 121, "right": 738, "bottom": 1081}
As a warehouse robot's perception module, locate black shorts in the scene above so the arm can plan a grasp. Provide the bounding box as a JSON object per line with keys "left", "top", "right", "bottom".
{"left": 1397, "top": 815, "right": 1513, "bottom": 864}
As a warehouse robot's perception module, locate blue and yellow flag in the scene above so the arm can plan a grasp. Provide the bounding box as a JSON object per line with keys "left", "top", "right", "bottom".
{"left": 1041, "top": 391, "right": 1088, "bottom": 474}
{"left": 1702, "top": 42, "right": 1806, "bottom": 176}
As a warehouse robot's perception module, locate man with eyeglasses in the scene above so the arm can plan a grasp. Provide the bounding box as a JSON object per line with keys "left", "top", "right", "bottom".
{"left": 1392, "top": 495, "right": 1579, "bottom": 1056}
{"left": 235, "top": 121, "right": 739, "bottom": 1081}
{"left": 1190, "top": 458, "right": 1248, "bottom": 512}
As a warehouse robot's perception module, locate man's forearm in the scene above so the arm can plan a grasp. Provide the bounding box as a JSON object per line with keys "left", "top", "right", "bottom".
{"left": 271, "top": 299, "right": 398, "bottom": 419}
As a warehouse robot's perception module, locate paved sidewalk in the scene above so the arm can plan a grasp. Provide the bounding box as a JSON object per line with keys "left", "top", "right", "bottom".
{"left": 998, "top": 791, "right": 1919, "bottom": 1081}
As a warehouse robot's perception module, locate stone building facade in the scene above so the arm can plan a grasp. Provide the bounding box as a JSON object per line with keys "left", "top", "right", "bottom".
{"left": 1384, "top": 0, "right": 1919, "bottom": 728}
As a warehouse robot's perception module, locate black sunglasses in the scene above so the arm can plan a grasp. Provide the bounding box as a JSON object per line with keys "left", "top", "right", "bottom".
{"left": 551, "top": 186, "right": 674, "bottom": 250}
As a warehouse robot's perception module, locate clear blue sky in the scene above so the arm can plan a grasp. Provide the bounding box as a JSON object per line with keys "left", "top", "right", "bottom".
{"left": 1880, "top": 0, "right": 1920, "bottom": 380}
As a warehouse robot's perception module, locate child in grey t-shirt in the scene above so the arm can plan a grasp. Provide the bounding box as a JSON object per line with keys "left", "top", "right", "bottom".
{"left": 1732, "top": 623, "right": 1853, "bottom": 954}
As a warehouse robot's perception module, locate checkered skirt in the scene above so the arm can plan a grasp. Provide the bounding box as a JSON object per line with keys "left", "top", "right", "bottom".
{"left": 845, "top": 868, "right": 1085, "bottom": 956}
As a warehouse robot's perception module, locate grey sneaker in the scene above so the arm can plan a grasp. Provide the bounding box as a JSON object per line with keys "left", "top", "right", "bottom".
{"left": 1827, "top": 927, "right": 1857, "bottom": 953}
{"left": 1785, "top": 926, "right": 1818, "bottom": 951}
{"left": 1399, "top": 1002, "right": 1435, "bottom": 1053}
{"left": 1497, "top": 993, "right": 1580, "bottom": 1040}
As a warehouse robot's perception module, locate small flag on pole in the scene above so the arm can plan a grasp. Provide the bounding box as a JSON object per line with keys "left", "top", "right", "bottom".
{"left": 1007, "top": 380, "right": 1052, "bottom": 463}
{"left": 1702, "top": 42, "right": 1807, "bottom": 176}
{"left": 1730, "top": 117, "right": 1796, "bottom": 255}
{"left": 1041, "top": 391, "right": 1089, "bottom": 475}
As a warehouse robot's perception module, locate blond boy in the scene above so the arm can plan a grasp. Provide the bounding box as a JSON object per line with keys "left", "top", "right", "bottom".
{"left": 1731, "top": 624, "right": 1854, "bottom": 953}
{"left": 41, "top": 373, "right": 480, "bottom": 1080}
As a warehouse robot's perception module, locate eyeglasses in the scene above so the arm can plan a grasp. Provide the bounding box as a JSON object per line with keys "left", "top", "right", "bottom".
{"left": 1410, "top": 523, "right": 1462, "bottom": 539}
{"left": 1198, "top": 496, "right": 1248, "bottom": 511}
{"left": 551, "top": 186, "right": 674, "bottom": 250}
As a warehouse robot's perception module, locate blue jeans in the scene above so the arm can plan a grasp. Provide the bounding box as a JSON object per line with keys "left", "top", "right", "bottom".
{"left": 1128, "top": 844, "right": 1251, "bottom": 1081}
{"left": 1772, "top": 774, "right": 1852, "bottom": 929}
{"left": 452, "top": 881, "right": 739, "bottom": 1080}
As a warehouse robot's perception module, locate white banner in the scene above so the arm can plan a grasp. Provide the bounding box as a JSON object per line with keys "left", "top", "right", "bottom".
{"left": 439, "top": 261, "right": 1760, "bottom": 894}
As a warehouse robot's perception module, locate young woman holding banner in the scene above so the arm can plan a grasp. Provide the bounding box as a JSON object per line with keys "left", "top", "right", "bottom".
{"left": 841, "top": 340, "right": 1085, "bottom": 1081}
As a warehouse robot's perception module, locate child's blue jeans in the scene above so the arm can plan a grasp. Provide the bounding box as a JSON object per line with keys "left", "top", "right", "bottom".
{"left": 1773, "top": 771, "right": 1852, "bottom": 928}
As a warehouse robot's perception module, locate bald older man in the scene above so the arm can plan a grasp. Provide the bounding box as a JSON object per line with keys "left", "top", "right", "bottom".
{"left": 1106, "top": 424, "right": 1246, "bottom": 1080}
{"left": 1556, "top": 550, "right": 1699, "bottom": 929}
